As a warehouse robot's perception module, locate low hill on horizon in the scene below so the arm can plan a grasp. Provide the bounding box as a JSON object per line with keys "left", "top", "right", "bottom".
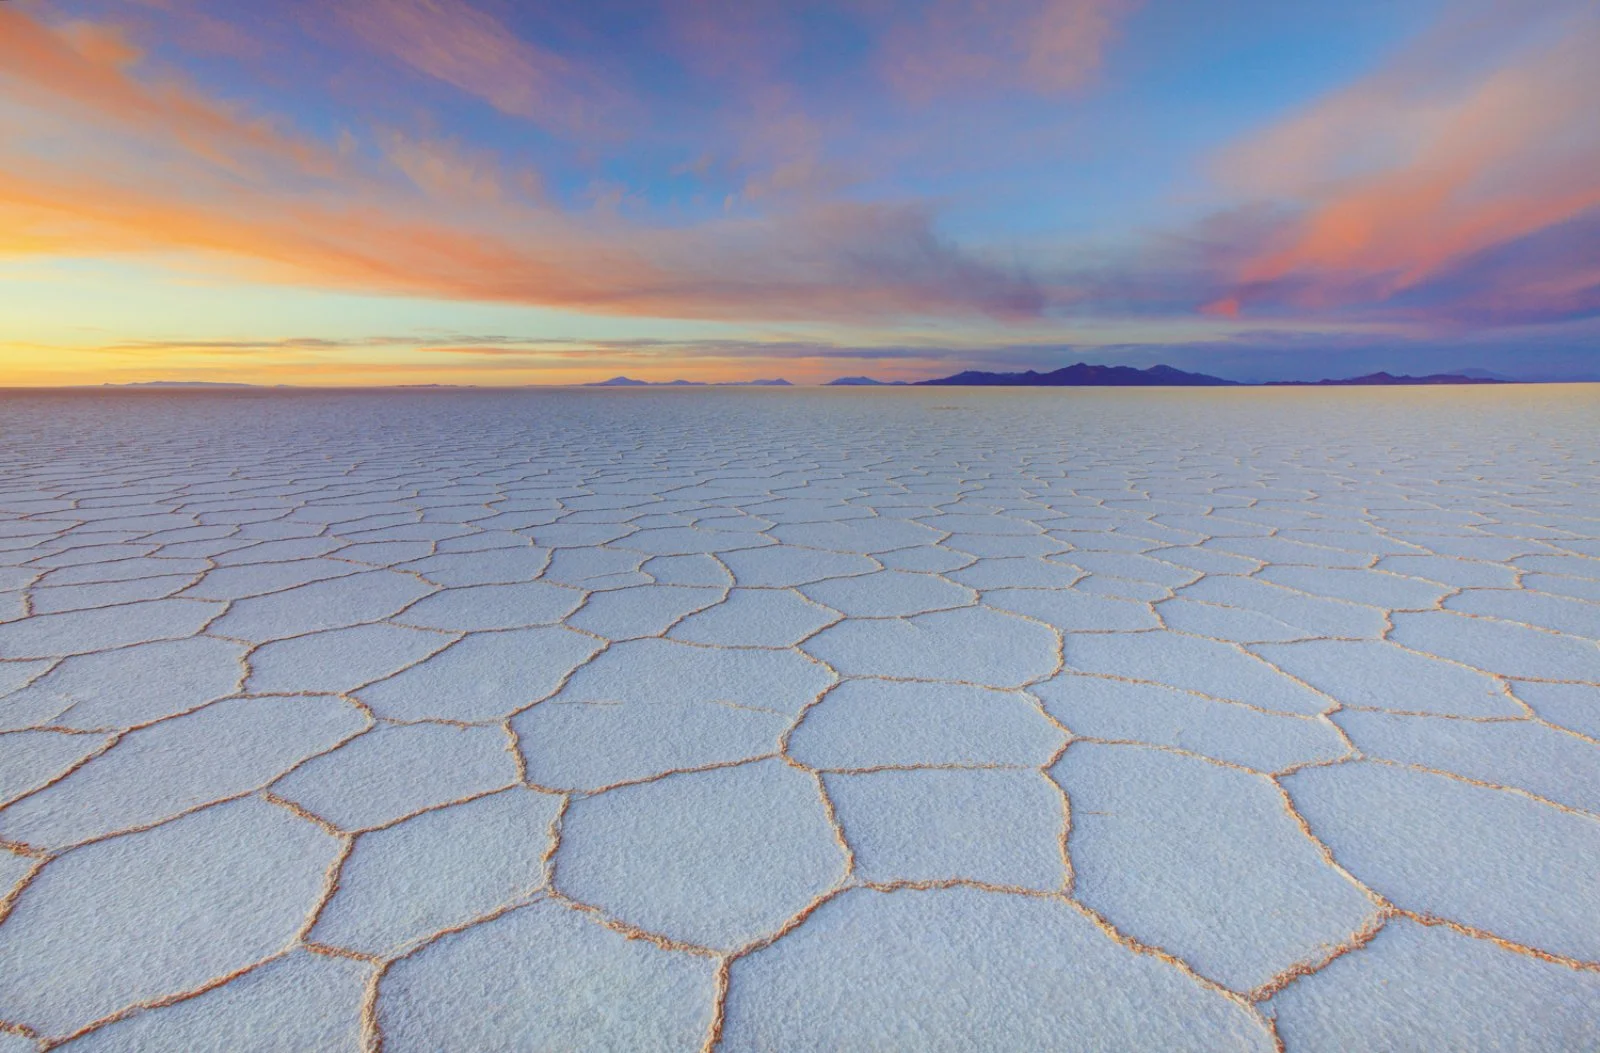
{"left": 1265, "top": 372, "right": 1513, "bottom": 386}
{"left": 917, "top": 362, "right": 1238, "bottom": 386}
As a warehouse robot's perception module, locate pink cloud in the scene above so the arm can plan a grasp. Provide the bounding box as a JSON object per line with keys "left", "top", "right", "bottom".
{"left": 335, "top": 0, "right": 614, "bottom": 131}
{"left": 879, "top": 0, "right": 1136, "bottom": 102}
{"left": 0, "top": 7, "right": 1039, "bottom": 322}
{"left": 1207, "top": 3, "right": 1600, "bottom": 320}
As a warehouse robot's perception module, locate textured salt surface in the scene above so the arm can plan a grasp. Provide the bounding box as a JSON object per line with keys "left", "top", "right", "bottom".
{"left": 0, "top": 386, "right": 1597, "bottom": 1050}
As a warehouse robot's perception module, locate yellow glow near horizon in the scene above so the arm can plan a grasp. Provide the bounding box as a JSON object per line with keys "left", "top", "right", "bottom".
{"left": 0, "top": 260, "right": 1249, "bottom": 387}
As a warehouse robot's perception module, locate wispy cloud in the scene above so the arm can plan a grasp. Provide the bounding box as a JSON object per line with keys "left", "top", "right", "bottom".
{"left": 0, "top": 6, "right": 1040, "bottom": 322}
{"left": 0, "top": 6, "right": 333, "bottom": 179}
{"left": 1206, "top": 0, "right": 1600, "bottom": 325}
{"left": 379, "top": 131, "right": 527, "bottom": 204}
{"left": 7, "top": 0, "right": 1596, "bottom": 387}
{"left": 335, "top": 0, "right": 614, "bottom": 131}
{"left": 878, "top": 0, "right": 1136, "bottom": 101}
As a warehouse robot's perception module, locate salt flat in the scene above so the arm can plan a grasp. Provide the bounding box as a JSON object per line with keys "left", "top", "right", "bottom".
{"left": 0, "top": 385, "right": 1597, "bottom": 1050}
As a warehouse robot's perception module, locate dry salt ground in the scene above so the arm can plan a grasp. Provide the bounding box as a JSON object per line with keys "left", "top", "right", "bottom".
{"left": 1, "top": 385, "right": 1598, "bottom": 1051}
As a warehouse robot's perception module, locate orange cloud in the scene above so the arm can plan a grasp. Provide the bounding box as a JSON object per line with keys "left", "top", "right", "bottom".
{"left": 1209, "top": 4, "right": 1600, "bottom": 316}
{"left": 0, "top": 6, "right": 332, "bottom": 178}
{"left": 880, "top": 0, "right": 1135, "bottom": 102}
{"left": 0, "top": 7, "right": 1039, "bottom": 323}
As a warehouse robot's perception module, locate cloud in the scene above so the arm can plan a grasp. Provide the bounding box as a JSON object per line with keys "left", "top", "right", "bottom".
{"left": 0, "top": 6, "right": 1040, "bottom": 323}
{"left": 667, "top": 0, "right": 794, "bottom": 86}
{"left": 878, "top": 0, "right": 1136, "bottom": 102}
{"left": 0, "top": 5, "right": 333, "bottom": 178}
{"left": 1206, "top": 1, "right": 1600, "bottom": 325}
{"left": 17, "top": 0, "right": 1588, "bottom": 361}
{"left": 0, "top": 160, "right": 1040, "bottom": 319}
{"left": 335, "top": 0, "right": 613, "bottom": 131}
{"left": 380, "top": 131, "right": 524, "bottom": 204}
{"left": 1384, "top": 212, "right": 1600, "bottom": 327}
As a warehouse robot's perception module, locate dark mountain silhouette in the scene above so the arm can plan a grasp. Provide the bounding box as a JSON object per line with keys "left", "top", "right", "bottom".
{"left": 1265, "top": 372, "right": 1512, "bottom": 386}
{"left": 828, "top": 376, "right": 907, "bottom": 386}
{"left": 917, "top": 362, "right": 1238, "bottom": 386}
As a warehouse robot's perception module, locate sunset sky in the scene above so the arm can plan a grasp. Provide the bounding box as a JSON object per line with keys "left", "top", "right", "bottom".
{"left": 2, "top": 0, "right": 1596, "bottom": 385}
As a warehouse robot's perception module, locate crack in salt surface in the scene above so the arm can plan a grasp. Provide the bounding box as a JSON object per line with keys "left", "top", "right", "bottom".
{"left": 1, "top": 387, "right": 1598, "bottom": 1048}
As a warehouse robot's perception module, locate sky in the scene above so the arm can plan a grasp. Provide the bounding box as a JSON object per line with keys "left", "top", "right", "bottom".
{"left": 1, "top": 0, "right": 1597, "bottom": 385}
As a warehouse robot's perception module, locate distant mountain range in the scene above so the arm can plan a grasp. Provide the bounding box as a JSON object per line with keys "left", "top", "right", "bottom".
{"left": 916, "top": 362, "right": 1238, "bottom": 386}
{"left": 89, "top": 365, "right": 1556, "bottom": 390}
{"left": 1264, "top": 372, "right": 1511, "bottom": 386}
{"left": 828, "top": 363, "right": 1528, "bottom": 387}
{"left": 585, "top": 376, "right": 792, "bottom": 387}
